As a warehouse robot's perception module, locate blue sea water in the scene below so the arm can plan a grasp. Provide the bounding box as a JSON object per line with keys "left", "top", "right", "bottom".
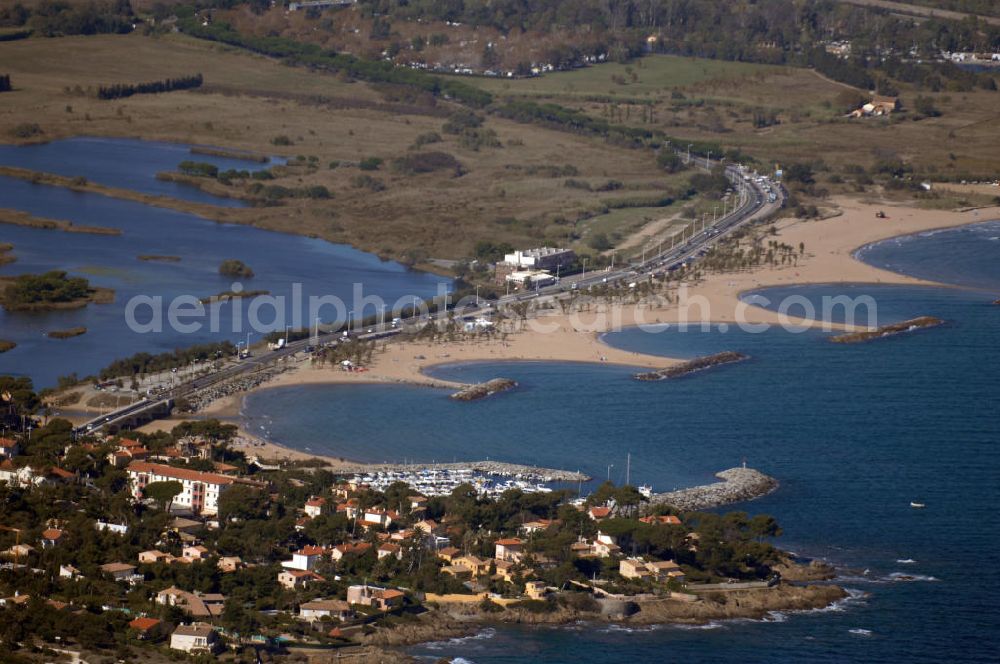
{"left": 244, "top": 221, "right": 1000, "bottom": 662}
{"left": 0, "top": 139, "right": 449, "bottom": 386}
{"left": 0, "top": 136, "right": 281, "bottom": 207}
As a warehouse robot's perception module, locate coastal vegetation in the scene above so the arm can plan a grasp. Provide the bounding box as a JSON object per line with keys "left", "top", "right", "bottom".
{"left": 96, "top": 73, "right": 203, "bottom": 100}
{"left": 218, "top": 259, "right": 254, "bottom": 279}
{"left": 0, "top": 242, "right": 13, "bottom": 265}
{"left": 97, "top": 341, "right": 235, "bottom": 381}
{"left": 200, "top": 289, "right": 269, "bottom": 304}
{"left": 0, "top": 271, "right": 113, "bottom": 312}
{"left": 830, "top": 316, "right": 944, "bottom": 343}
{"left": 634, "top": 352, "right": 750, "bottom": 381}
{"left": 0, "top": 207, "right": 121, "bottom": 235}
{"left": 0, "top": 339, "right": 15, "bottom": 353}
{"left": 47, "top": 326, "right": 87, "bottom": 339}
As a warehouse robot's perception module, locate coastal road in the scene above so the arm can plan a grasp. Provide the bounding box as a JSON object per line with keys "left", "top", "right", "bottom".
{"left": 75, "top": 161, "right": 784, "bottom": 436}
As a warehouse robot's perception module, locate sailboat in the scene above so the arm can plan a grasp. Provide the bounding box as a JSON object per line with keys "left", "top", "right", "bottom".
{"left": 910, "top": 501, "right": 926, "bottom": 508}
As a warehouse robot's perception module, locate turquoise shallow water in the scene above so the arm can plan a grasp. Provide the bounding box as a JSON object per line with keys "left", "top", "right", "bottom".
{"left": 245, "top": 221, "right": 1000, "bottom": 662}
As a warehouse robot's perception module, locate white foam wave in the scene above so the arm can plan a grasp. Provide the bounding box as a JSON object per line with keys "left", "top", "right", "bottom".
{"left": 896, "top": 558, "right": 917, "bottom": 564}
{"left": 884, "top": 572, "right": 939, "bottom": 583}
{"left": 849, "top": 628, "right": 873, "bottom": 636}
{"left": 599, "top": 623, "right": 662, "bottom": 634}
{"left": 672, "top": 621, "right": 724, "bottom": 630}
{"left": 420, "top": 628, "right": 496, "bottom": 650}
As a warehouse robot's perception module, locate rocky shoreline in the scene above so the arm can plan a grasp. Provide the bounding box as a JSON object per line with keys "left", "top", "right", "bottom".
{"left": 633, "top": 351, "right": 749, "bottom": 381}
{"left": 364, "top": 582, "right": 847, "bottom": 649}
{"left": 829, "top": 316, "right": 943, "bottom": 343}
{"left": 649, "top": 467, "right": 778, "bottom": 511}
{"left": 450, "top": 378, "right": 517, "bottom": 401}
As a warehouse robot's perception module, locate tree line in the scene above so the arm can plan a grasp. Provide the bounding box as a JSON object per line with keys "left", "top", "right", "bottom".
{"left": 96, "top": 73, "right": 203, "bottom": 100}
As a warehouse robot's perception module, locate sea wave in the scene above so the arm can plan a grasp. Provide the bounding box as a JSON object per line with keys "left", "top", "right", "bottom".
{"left": 895, "top": 558, "right": 917, "bottom": 564}
{"left": 884, "top": 572, "right": 939, "bottom": 583}
{"left": 672, "top": 621, "right": 724, "bottom": 630}
{"left": 419, "top": 627, "right": 496, "bottom": 651}
{"left": 849, "top": 628, "right": 873, "bottom": 637}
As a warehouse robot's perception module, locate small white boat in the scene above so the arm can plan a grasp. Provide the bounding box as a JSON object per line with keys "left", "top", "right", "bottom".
{"left": 910, "top": 502, "right": 926, "bottom": 508}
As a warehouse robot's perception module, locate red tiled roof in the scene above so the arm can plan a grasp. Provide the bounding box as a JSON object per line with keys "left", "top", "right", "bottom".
{"left": 41, "top": 528, "right": 64, "bottom": 541}
{"left": 126, "top": 461, "right": 235, "bottom": 485}
{"left": 495, "top": 538, "right": 523, "bottom": 546}
{"left": 297, "top": 545, "right": 325, "bottom": 556}
{"left": 129, "top": 617, "right": 161, "bottom": 631}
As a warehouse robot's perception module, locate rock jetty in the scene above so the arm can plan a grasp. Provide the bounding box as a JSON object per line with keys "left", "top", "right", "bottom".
{"left": 633, "top": 352, "right": 749, "bottom": 381}
{"left": 450, "top": 378, "right": 517, "bottom": 401}
{"left": 829, "top": 316, "right": 943, "bottom": 344}
{"left": 649, "top": 467, "right": 778, "bottom": 511}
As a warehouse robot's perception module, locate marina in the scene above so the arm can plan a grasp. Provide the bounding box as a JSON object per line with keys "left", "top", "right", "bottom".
{"left": 349, "top": 466, "right": 560, "bottom": 498}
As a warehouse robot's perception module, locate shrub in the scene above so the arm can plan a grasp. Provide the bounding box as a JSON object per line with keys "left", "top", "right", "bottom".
{"left": 219, "top": 259, "right": 254, "bottom": 278}
{"left": 351, "top": 174, "right": 386, "bottom": 191}
{"left": 9, "top": 123, "right": 42, "bottom": 139}
{"left": 359, "top": 157, "right": 383, "bottom": 171}
{"left": 272, "top": 135, "right": 293, "bottom": 146}
{"left": 390, "top": 151, "right": 463, "bottom": 176}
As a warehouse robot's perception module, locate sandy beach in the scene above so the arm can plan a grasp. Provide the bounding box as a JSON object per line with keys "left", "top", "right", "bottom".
{"left": 140, "top": 195, "right": 997, "bottom": 466}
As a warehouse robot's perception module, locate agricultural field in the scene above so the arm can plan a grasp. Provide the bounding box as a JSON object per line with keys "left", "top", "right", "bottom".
{"left": 0, "top": 33, "right": 684, "bottom": 265}
{"left": 468, "top": 53, "right": 1000, "bottom": 183}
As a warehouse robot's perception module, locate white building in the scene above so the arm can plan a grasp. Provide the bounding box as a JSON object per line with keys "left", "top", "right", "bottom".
{"left": 126, "top": 461, "right": 236, "bottom": 516}
{"left": 503, "top": 247, "right": 576, "bottom": 271}
{"left": 169, "top": 623, "right": 218, "bottom": 653}
{"left": 282, "top": 545, "right": 325, "bottom": 571}
{"left": 506, "top": 270, "right": 556, "bottom": 289}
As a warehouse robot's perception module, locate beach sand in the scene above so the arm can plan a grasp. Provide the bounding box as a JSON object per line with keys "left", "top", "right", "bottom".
{"left": 140, "top": 196, "right": 999, "bottom": 466}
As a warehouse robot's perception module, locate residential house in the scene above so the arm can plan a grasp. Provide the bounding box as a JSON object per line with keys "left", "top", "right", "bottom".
{"left": 441, "top": 564, "right": 473, "bottom": 580}
{"left": 413, "top": 519, "right": 439, "bottom": 536}
{"left": 304, "top": 496, "right": 328, "bottom": 518}
{"left": 494, "top": 538, "right": 524, "bottom": 563}
{"left": 346, "top": 584, "right": 404, "bottom": 611}
{"left": 278, "top": 569, "right": 325, "bottom": 590}
{"left": 437, "top": 546, "right": 461, "bottom": 563}
{"left": 298, "top": 599, "right": 354, "bottom": 622}
{"left": 169, "top": 623, "right": 219, "bottom": 654}
{"left": 182, "top": 545, "right": 210, "bottom": 562}
{"left": 129, "top": 617, "right": 165, "bottom": 640}
{"left": 519, "top": 519, "right": 556, "bottom": 535}
{"left": 524, "top": 580, "right": 548, "bottom": 600}
{"left": 283, "top": 545, "right": 326, "bottom": 571}
{"left": 377, "top": 542, "right": 402, "bottom": 560}
{"left": 126, "top": 461, "right": 237, "bottom": 516}
{"left": 593, "top": 532, "right": 621, "bottom": 558}
{"left": 588, "top": 506, "right": 612, "bottom": 521}
{"left": 155, "top": 586, "right": 225, "bottom": 618}
{"left": 217, "top": 556, "right": 243, "bottom": 573}
{"left": 139, "top": 550, "right": 176, "bottom": 565}
{"left": 646, "top": 560, "right": 686, "bottom": 583}
{"left": 455, "top": 554, "right": 491, "bottom": 578}
{"left": 361, "top": 507, "right": 398, "bottom": 529}
{"left": 40, "top": 528, "right": 65, "bottom": 549}
{"left": 0, "top": 438, "right": 19, "bottom": 459}
{"left": 100, "top": 562, "right": 140, "bottom": 583}
{"left": 639, "top": 515, "right": 682, "bottom": 526}
{"left": 619, "top": 558, "right": 653, "bottom": 580}
{"left": 330, "top": 542, "right": 371, "bottom": 562}
{"left": 59, "top": 564, "right": 81, "bottom": 579}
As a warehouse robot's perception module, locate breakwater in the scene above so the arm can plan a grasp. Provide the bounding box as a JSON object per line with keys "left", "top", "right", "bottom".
{"left": 829, "top": 316, "right": 943, "bottom": 344}
{"left": 450, "top": 378, "right": 517, "bottom": 401}
{"left": 648, "top": 467, "right": 778, "bottom": 511}
{"left": 633, "top": 352, "right": 749, "bottom": 381}
{"left": 333, "top": 460, "right": 589, "bottom": 483}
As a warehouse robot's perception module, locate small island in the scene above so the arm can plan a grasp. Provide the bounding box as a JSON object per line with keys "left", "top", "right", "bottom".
{"left": 200, "top": 289, "right": 269, "bottom": 304}
{"left": 47, "top": 326, "right": 87, "bottom": 339}
{"left": 830, "top": 316, "right": 944, "bottom": 344}
{"left": 0, "top": 242, "right": 14, "bottom": 265}
{"left": 634, "top": 352, "right": 750, "bottom": 381}
{"left": 451, "top": 378, "right": 518, "bottom": 401}
{"left": 0, "top": 207, "right": 121, "bottom": 235}
{"left": 0, "top": 339, "right": 15, "bottom": 353}
{"left": 137, "top": 254, "right": 182, "bottom": 262}
{"left": 0, "top": 271, "right": 114, "bottom": 312}
{"left": 219, "top": 258, "right": 254, "bottom": 278}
